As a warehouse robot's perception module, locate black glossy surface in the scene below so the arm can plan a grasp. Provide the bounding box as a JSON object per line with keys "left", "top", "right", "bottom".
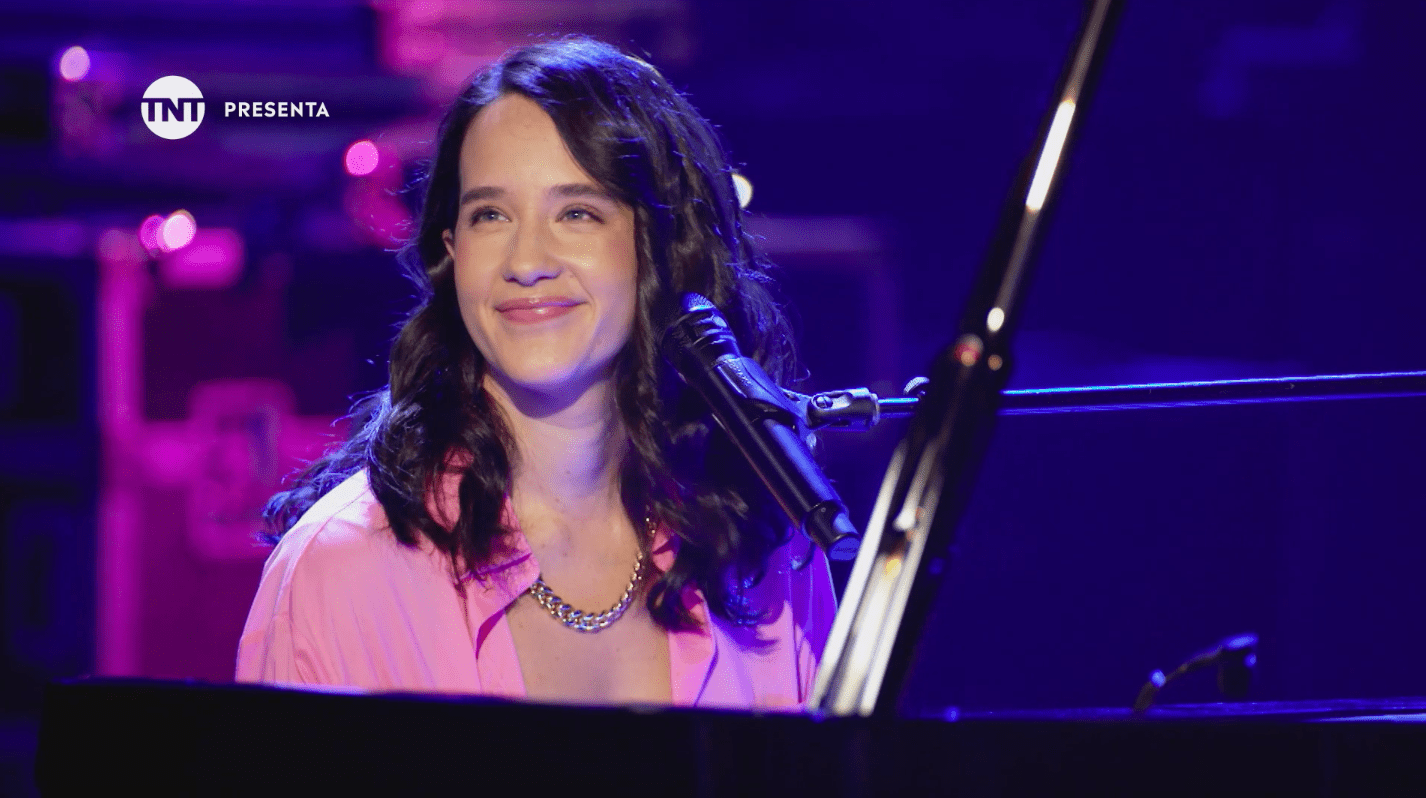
{"left": 37, "top": 679, "right": 1426, "bottom": 796}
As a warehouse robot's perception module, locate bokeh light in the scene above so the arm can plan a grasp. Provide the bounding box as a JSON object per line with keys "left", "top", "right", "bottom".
{"left": 138, "top": 215, "right": 164, "bottom": 252}
{"left": 159, "top": 210, "right": 196, "bottom": 252}
{"left": 344, "top": 140, "right": 380, "bottom": 176}
{"left": 58, "top": 46, "right": 90, "bottom": 82}
{"left": 158, "top": 228, "right": 244, "bottom": 289}
{"left": 732, "top": 172, "right": 753, "bottom": 209}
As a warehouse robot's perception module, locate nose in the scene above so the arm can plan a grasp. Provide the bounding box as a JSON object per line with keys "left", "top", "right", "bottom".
{"left": 504, "top": 219, "right": 561, "bottom": 287}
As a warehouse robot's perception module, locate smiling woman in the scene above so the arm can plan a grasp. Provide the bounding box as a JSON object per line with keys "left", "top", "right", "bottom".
{"left": 443, "top": 93, "right": 639, "bottom": 407}
{"left": 235, "top": 37, "right": 836, "bottom": 709}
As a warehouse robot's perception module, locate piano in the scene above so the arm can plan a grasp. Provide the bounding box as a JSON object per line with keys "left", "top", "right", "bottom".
{"left": 37, "top": 678, "right": 1426, "bottom": 794}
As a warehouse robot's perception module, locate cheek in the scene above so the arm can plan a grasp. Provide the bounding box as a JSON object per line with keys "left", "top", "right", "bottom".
{"left": 450, "top": 247, "right": 496, "bottom": 352}
{"left": 603, "top": 240, "right": 640, "bottom": 341}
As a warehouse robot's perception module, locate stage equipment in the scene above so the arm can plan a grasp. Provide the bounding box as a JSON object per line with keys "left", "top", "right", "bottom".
{"left": 662, "top": 293, "right": 860, "bottom": 560}
{"left": 37, "top": 679, "right": 1426, "bottom": 794}
{"left": 790, "top": 370, "right": 1426, "bottom": 429}
{"left": 1133, "top": 633, "right": 1259, "bottom": 714}
{"left": 812, "top": 0, "right": 1124, "bottom": 717}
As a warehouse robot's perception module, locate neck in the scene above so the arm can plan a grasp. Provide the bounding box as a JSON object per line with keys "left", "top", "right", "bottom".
{"left": 484, "top": 371, "right": 630, "bottom": 543}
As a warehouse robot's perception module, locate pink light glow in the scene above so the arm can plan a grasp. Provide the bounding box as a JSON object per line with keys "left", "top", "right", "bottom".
{"left": 158, "top": 227, "right": 244, "bottom": 289}
{"left": 97, "top": 228, "right": 143, "bottom": 264}
{"left": 59, "top": 46, "right": 91, "bottom": 82}
{"left": 344, "top": 140, "right": 380, "bottom": 176}
{"left": 95, "top": 227, "right": 146, "bottom": 675}
{"left": 159, "top": 210, "right": 196, "bottom": 252}
{"left": 138, "top": 215, "right": 164, "bottom": 252}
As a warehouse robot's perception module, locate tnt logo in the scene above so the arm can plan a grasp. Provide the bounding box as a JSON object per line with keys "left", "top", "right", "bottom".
{"left": 141, "top": 76, "right": 205, "bottom": 140}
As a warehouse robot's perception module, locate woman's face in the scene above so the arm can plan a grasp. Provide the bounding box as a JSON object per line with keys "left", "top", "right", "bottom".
{"left": 442, "top": 93, "right": 638, "bottom": 405}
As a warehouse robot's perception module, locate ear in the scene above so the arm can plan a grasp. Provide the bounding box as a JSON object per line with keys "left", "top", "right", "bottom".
{"left": 442, "top": 229, "right": 456, "bottom": 262}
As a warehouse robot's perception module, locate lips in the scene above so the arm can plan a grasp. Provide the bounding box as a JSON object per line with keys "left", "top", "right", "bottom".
{"left": 494, "top": 296, "right": 583, "bottom": 323}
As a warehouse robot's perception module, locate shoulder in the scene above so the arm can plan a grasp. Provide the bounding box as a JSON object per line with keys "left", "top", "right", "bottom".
{"left": 265, "top": 471, "right": 387, "bottom": 575}
{"left": 260, "top": 471, "right": 447, "bottom": 603}
{"left": 239, "top": 470, "right": 474, "bottom": 690}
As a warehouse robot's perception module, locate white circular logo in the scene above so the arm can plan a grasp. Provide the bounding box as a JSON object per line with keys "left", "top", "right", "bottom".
{"left": 141, "top": 76, "right": 205, "bottom": 140}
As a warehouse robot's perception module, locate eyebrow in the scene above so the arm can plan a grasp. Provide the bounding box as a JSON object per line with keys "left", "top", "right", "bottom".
{"left": 456, "top": 183, "right": 617, "bottom": 207}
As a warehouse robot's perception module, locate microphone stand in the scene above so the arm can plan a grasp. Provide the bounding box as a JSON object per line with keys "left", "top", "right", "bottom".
{"left": 811, "top": 0, "right": 1124, "bottom": 717}
{"left": 788, "top": 370, "right": 1426, "bottom": 428}
{"left": 783, "top": 379, "right": 925, "bottom": 431}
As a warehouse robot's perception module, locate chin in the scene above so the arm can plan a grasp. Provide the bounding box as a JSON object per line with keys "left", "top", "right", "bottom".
{"left": 490, "top": 360, "right": 610, "bottom": 401}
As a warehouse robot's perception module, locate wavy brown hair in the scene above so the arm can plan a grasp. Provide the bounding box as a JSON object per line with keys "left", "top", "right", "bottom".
{"left": 264, "top": 37, "right": 798, "bottom": 629}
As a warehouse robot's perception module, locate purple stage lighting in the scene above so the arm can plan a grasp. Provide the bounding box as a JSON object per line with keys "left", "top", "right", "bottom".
{"left": 159, "top": 211, "right": 196, "bottom": 252}
{"left": 138, "top": 215, "right": 164, "bottom": 253}
{"left": 58, "top": 46, "right": 90, "bottom": 82}
{"left": 344, "top": 140, "right": 380, "bottom": 176}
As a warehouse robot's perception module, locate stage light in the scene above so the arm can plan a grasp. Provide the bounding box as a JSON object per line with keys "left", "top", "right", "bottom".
{"left": 138, "top": 215, "right": 164, "bottom": 253}
{"left": 158, "top": 228, "right": 244, "bottom": 289}
{"left": 986, "top": 307, "right": 1005, "bottom": 333}
{"left": 732, "top": 172, "right": 753, "bottom": 209}
{"left": 160, "top": 210, "right": 196, "bottom": 252}
{"left": 345, "top": 140, "right": 380, "bottom": 176}
{"left": 58, "top": 46, "right": 91, "bottom": 82}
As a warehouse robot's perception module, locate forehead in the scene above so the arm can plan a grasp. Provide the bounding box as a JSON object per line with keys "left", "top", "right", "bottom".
{"left": 457, "top": 93, "right": 592, "bottom": 189}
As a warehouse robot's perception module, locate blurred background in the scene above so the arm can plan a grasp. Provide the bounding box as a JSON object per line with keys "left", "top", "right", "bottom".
{"left": 3, "top": 0, "right": 1425, "bottom": 790}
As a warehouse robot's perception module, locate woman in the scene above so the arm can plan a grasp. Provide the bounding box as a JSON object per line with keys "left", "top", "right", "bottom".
{"left": 236, "top": 37, "right": 836, "bottom": 710}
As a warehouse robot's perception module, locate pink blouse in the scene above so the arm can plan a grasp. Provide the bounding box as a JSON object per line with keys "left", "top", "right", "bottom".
{"left": 235, "top": 471, "right": 838, "bottom": 710}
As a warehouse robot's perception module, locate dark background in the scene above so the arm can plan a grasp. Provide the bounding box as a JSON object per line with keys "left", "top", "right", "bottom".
{"left": 3, "top": 0, "right": 1424, "bottom": 792}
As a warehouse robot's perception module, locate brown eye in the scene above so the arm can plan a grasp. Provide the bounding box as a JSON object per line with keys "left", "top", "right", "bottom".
{"left": 469, "top": 207, "right": 503, "bottom": 225}
{"left": 562, "top": 207, "right": 602, "bottom": 222}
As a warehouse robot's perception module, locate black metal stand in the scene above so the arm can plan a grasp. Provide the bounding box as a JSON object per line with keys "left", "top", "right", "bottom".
{"left": 812, "top": 0, "right": 1125, "bottom": 717}
{"left": 795, "top": 371, "right": 1426, "bottom": 427}
{"left": 1001, "top": 371, "right": 1426, "bottom": 414}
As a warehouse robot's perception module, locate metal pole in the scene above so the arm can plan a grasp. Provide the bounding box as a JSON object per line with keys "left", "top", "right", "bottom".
{"left": 812, "top": 0, "right": 1126, "bottom": 717}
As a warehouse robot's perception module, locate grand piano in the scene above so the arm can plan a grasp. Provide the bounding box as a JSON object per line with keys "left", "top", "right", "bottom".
{"left": 36, "top": 679, "right": 1426, "bottom": 793}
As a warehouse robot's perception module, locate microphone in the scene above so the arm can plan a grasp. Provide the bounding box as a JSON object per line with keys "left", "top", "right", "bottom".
{"left": 661, "top": 293, "right": 860, "bottom": 561}
{"left": 1132, "top": 633, "right": 1258, "bottom": 713}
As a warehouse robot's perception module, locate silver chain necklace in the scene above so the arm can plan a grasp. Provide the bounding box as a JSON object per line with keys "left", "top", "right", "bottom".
{"left": 527, "top": 551, "right": 647, "bottom": 632}
{"left": 526, "top": 514, "right": 654, "bottom": 633}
